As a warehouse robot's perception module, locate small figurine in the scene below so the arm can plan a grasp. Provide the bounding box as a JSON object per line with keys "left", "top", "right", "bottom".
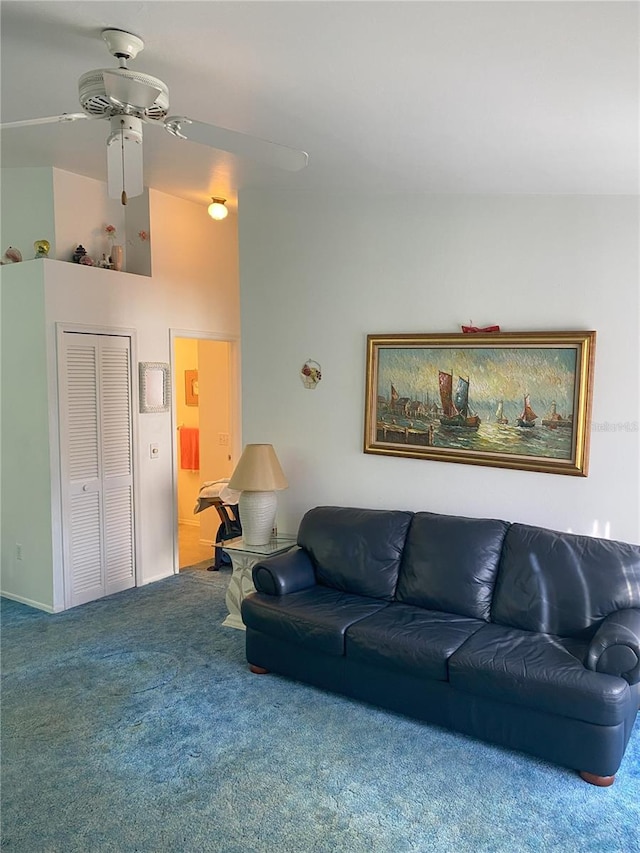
{"left": 2, "top": 246, "right": 23, "bottom": 264}
{"left": 72, "top": 245, "right": 87, "bottom": 263}
{"left": 34, "top": 239, "right": 51, "bottom": 259}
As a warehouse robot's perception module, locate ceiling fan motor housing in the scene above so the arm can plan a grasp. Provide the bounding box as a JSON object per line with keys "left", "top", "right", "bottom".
{"left": 78, "top": 68, "right": 170, "bottom": 120}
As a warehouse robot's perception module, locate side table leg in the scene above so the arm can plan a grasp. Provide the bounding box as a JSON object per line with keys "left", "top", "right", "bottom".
{"left": 222, "top": 554, "right": 256, "bottom": 630}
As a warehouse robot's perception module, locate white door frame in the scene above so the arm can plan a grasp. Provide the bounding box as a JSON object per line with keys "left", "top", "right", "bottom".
{"left": 169, "top": 328, "right": 241, "bottom": 573}
{"left": 54, "top": 323, "right": 140, "bottom": 608}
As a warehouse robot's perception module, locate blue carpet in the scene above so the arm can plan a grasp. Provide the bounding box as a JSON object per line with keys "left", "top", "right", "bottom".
{"left": 2, "top": 571, "right": 639, "bottom": 853}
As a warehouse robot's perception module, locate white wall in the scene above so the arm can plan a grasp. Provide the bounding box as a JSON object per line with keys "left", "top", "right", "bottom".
{"left": 0, "top": 261, "right": 55, "bottom": 610}
{"left": 1, "top": 170, "right": 240, "bottom": 611}
{"left": 238, "top": 191, "right": 640, "bottom": 545}
{"left": 0, "top": 168, "right": 56, "bottom": 258}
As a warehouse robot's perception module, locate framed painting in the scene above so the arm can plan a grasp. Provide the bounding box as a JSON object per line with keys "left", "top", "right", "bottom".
{"left": 185, "top": 369, "right": 199, "bottom": 406}
{"left": 364, "top": 331, "right": 596, "bottom": 476}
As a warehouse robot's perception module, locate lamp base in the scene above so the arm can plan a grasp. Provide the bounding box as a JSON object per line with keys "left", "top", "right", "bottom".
{"left": 239, "top": 491, "right": 277, "bottom": 546}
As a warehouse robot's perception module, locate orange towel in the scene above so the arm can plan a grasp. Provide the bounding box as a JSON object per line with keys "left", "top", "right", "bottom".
{"left": 180, "top": 427, "right": 200, "bottom": 470}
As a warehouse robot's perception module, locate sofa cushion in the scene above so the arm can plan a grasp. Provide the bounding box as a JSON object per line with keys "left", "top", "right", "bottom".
{"left": 448, "top": 623, "right": 631, "bottom": 727}
{"left": 346, "top": 602, "right": 485, "bottom": 681}
{"left": 395, "top": 512, "right": 509, "bottom": 620}
{"left": 297, "top": 506, "right": 413, "bottom": 600}
{"left": 241, "top": 588, "right": 388, "bottom": 656}
{"left": 492, "top": 524, "right": 640, "bottom": 639}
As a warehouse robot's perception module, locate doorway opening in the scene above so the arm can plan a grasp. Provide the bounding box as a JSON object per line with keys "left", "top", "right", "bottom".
{"left": 172, "top": 334, "right": 237, "bottom": 571}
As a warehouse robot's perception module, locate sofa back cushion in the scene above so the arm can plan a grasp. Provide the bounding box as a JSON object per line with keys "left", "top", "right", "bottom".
{"left": 492, "top": 524, "right": 640, "bottom": 639}
{"left": 395, "top": 512, "right": 509, "bottom": 620}
{"left": 297, "top": 506, "right": 413, "bottom": 600}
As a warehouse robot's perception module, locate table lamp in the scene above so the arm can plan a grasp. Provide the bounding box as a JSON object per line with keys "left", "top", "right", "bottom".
{"left": 228, "top": 444, "right": 288, "bottom": 545}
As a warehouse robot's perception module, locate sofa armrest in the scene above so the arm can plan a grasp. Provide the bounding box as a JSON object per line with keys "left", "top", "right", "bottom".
{"left": 252, "top": 548, "right": 316, "bottom": 595}
{"left": 586, "top": 609, "right": 640, "bottom": 685}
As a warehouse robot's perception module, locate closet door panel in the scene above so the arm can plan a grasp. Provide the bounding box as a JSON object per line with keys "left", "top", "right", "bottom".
{"left": 69, "top": 490, "right": 104, "bottom": 604}
{"left": 105, "top": 486, "right": 135, "bottom": 591}
{"left": 62, "top": 340, "right": 104, "bottom": 605}
{"left": 60, "top": 332, "right": 135, "bottom": 608}
{"left": 101, "top": 344, "right": 132, "bottom": 478}
{"left": 100, "top": 339, "right": 135, "bottom": 593}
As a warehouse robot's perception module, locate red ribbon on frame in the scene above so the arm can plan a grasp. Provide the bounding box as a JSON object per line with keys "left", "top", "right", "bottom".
{"left": 461, "top": 324, "right": 501, "bottom": 334}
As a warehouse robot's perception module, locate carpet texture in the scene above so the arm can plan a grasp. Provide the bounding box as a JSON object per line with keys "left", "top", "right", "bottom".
{"left": 2, "top": 570, "right": 639, "bottom": 853}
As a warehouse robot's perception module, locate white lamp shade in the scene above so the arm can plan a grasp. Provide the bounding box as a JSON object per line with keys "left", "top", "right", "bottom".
{"left": 228, "top": 444, "right": 288, "bottom": 492}
{"left": 229, "top": 445, "right": 288, "bottom": 546}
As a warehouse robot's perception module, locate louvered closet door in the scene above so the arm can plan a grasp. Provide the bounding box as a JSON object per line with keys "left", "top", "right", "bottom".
{"left": 59, "top": 333, "right": 135, "bottom": 607}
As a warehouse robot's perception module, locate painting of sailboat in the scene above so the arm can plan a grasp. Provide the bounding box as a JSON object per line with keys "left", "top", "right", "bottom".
{"left": 364, "top": 331, "right": 596, "bottom": 476}
{"left": 438, "top": 371, "right": 480, "bottom": 429}
{"left": 516, "top": 394, "right": 537, "bottom": 428}
{"left": 495, "top": 400, "right": 508, "bottom": 424}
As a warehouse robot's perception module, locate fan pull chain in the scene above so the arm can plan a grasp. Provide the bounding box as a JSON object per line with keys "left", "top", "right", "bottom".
{"left": 120, "top": 120, "right": 127, "bottom": 205}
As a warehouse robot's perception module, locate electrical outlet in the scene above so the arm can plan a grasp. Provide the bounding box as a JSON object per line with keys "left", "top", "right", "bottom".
{"left": 16, "top": 543, "right": 23, "bottom": 561}
{"left": 218, "top": 433, "right": 229, "bottom": 446}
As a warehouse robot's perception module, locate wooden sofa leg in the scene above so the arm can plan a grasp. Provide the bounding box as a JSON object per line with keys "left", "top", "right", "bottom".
{"left": 249, "top": 664, "right": 269, "bottom": 674}
{"left": 579, "top": 771, "right": 615, "bottom": 787}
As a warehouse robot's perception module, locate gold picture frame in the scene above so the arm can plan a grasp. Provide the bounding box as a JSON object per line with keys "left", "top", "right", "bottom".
{"left": 364, "top": 331, "right": 596, "bottom": 476}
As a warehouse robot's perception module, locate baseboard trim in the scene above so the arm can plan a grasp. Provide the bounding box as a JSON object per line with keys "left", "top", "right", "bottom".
{"left": 1, "top": 590, "right": 58, "bottom": 613}
{"left": 139, "top": 571, "right": 175, "bottom": 586}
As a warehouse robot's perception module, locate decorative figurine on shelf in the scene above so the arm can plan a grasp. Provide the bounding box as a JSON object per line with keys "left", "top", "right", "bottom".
{"left": 34, "top": 239, "right": 51, "bottom": 259}
{"left": 1, "top": 246, "right": 23, "bottom": 264}
{"left": 109, "top": 245, "right": 123, "bottom": 271}
{"left": 300, "top": 359, "right": 322, "bottom": 389}
{"left": 97, "top": 254, "right": 112, "bottom": 269}
{"left": 104, "top": 224, "right": 123, "bottom": 271}
{"left": 72, "top": 245, "right": 87, "bottom": 263}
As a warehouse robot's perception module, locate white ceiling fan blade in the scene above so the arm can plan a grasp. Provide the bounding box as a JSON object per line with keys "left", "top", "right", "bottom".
{"left": 163, "top": 116, "right": 309, "bottom": 172}
{"left": 102, "top": 70, "right": 162, "bottom": 112}
{"left": 106, "top": 116, "right": 144, "bottom": 203}
{"left": 0, "top": 113, "right": 89, "bottom": 129}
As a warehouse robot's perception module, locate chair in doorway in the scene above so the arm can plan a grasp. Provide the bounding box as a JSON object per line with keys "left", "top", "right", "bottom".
{"left": 209, "top": 499, "right": 242, "bottom": 570}
{"left": 193, "top": 480, "right": 242, "bottom": 571}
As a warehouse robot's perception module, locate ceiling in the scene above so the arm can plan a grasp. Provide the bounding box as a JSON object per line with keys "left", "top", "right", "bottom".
{"left": 1, "top": 1, "right": 638, "bottom": 211}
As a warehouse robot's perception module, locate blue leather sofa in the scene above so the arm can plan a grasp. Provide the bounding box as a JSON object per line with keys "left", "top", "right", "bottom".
{"left": 241, "top": 506, "right": 640, "bottom": 785}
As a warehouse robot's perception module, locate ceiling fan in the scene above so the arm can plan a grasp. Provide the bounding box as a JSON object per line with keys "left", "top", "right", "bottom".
{"left": 0, "top": 28, "right": 309, "bottom": 204}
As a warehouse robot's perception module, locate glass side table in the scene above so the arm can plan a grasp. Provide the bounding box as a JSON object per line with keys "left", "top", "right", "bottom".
{"left": 218, "top": 536, "right": 297, "bottom": 629}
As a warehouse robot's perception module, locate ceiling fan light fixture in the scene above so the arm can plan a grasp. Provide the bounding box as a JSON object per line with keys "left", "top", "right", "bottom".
{"left": 208, "top": 197, "right": 228, "bottom": 221}
{"left": 107, "top": 115, "right": 144, "bottom": 204}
